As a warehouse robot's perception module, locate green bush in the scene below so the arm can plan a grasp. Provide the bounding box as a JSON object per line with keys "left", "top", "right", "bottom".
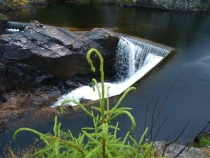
{"left": 198, "top": 136, "right": 210, "bottom": 147}
{"left": 13, "top": 48, "right": 161, "bottom": 157}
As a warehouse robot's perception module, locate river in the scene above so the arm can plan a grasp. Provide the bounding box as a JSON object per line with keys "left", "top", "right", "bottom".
{"left": 0, "top": 4, "right": 210, "bottom": 154}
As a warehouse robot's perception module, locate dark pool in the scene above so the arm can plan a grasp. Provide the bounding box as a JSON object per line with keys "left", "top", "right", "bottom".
{"left": 0, "top": 4, "right": 210, "bottom": 154}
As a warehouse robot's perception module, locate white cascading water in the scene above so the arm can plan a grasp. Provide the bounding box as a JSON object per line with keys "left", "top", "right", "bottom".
{"left": 52, "top": 36, "right": 169, "bottom": 107}
{"left": 115, "top": 37, "right": 146, "bottom": 81}
{"left": 7, "top": 28, "right": 20, "bottom": 32}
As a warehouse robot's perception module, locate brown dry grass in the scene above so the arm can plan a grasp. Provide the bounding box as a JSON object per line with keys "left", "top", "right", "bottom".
{"left": 202, "top": 147, "right": 210, "bottom": 158}
{"left": 1, "top": 145, "right": 40, "bottom": 158}
{"left": 10, "top": 0, "right": 29, "bottom": 6}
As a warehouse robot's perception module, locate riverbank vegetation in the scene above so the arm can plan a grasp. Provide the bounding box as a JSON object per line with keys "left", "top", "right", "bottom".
{"left": 195, "top": 132, "right": 210, "bottom": 157}
{"left": 197, "top": 136, "right": 210, "bottom": 157}
{"left": 0, "top": 0, "right": 135, "bottom": 10}
{"left": 199, "top": 136, "right": 210, "bottom": 147}
{"left": 0, "top": 0, "right": 29, "bottom": 9}
{"left": 1, "top": 0, "right": 209, "bottom": 14}
{"left": 0, "top": 0, "right": 53, "bottom": 10}
{"left": 0, "top": 0, "right": 97, "bottom": 10}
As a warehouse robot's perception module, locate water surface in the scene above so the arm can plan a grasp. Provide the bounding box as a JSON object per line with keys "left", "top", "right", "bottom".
{"left": 1, "top": 4, "right": 210, "bottom": 153}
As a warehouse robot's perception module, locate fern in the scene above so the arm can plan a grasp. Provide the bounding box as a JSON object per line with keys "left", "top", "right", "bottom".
{"left": 13, "top": 48, "right": 158, "bottom": 157}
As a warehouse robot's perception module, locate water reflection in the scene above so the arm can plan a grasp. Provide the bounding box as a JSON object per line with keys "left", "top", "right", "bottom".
{"left": 6, "top": 5, "right": 210, "bottom": 46}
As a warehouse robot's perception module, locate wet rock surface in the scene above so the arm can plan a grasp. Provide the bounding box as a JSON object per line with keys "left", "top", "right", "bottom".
{"left": 0, "top": 21, "right": 120, "bottom": 132}
{"left": 0, "top": 14, "right": 8, "bottom": 32}
{"left": 153, "top": 141, "right": 209, "bottom": 158}
{"left": 137, "top": 0, "right": 210, "bottom": 11}
{"left": 0, "top": 21, "right": 119, "bottom": 91}
{"left": 0, "top": 86, "right": 62, "bottom": 131}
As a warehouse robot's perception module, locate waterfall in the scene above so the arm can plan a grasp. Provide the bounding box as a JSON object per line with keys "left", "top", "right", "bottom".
{"left": 115, "top": 37, "right": 145, "bottom": 81}
{"left": 52, "top": 35, "right": 172, "bottom": 107}
{"left": 114, "top": 35, "right": 169, "bottom": 82}
{"left": 7, "top": 21, "right": 29, "bottom": 31}
{"left": 122, "top": 36, "right": 169, "bottom": 57}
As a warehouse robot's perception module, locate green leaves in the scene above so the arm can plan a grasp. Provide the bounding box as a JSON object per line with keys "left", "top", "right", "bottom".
{"left": 13, "top": 48, "right": 158, "bottom": 158}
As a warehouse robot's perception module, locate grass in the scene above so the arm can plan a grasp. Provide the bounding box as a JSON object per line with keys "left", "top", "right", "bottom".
{"left": 1, "top": 145, "right": 40, "bottom": 158}
{"left": 199, "top": 136, "right": 210, "bottom": 147}
{"left": 190, "top": 131, "right": 210, "bottom": 157}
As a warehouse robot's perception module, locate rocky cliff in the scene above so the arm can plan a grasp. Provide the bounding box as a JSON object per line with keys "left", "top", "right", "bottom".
{"left": 136, "top": 0, "right": 210, "bottom": 11}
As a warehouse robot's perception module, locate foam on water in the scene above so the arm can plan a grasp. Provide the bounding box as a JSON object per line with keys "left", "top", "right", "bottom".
{"left": 52, "top": 36, "right": 167, "bottom": 107}
{"left": 7, "top": 28, "right": 20, "bottom": 32}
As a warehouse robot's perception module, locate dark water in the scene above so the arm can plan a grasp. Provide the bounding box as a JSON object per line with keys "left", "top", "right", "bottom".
{"left": 1, "top": 4, "right": 210, "bottom": 154}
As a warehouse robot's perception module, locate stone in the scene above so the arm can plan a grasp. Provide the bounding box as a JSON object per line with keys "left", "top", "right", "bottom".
{"left": 137, "top": 0, "right": 210, "bottom": 11}
{"left": 0, "top": 21, "right": 120, "bottom": 131}
{"left": 153, "top": 141, "right": 208, "bottom": 158}
{"left": 0, "top": 21, "right": 119, "bottom": 92}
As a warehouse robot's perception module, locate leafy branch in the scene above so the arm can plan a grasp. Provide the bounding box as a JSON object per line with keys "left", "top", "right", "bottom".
{"left": 13, "top": 48, "right": 157, "bottom": 158}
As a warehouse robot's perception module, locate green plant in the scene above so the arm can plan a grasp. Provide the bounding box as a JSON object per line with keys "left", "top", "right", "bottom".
{"left": 13, "top": 48, "right": 159, "bottom": 157}
{"left": 198, "top": 136, "right": 210, "bottom": 147}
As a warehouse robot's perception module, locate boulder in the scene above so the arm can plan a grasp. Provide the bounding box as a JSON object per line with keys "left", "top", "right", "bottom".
{"left": 0, "top": 21, "right": 120, "bottom": 129}
{"left": 153, "top": 141, "right": 208, "bottom": 158}
{"left": 0, "top": 21, "right": 119, "bottom": 92}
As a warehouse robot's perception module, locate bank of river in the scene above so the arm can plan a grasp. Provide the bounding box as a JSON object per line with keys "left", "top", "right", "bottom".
{"left": 1, "top": 0, "right": 210, "bottom": 11}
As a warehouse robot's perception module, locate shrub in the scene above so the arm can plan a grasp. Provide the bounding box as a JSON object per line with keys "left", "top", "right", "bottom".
{"left": 13, "top": 48, "right": 160, "bottom": 157}
{"left": 198, "top": 136, "right": 210, "bottom": 147}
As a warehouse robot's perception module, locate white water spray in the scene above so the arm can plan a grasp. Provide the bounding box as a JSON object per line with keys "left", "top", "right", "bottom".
{"left": 6, "top": 28, "right": 20, "bottom": 32}
{"left": 52, "top": 36, "right": 170, "bottom": 107}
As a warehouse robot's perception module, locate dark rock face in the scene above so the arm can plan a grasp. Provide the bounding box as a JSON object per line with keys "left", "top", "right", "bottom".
{"left": 0, "top": 21, "right": 119, "bottom": 92}
{"left": 153, "top": 141, "right": 208, "bottom": 158}
{"left": 0, "top": 22, "right": 119, "bottom": 130}
{"left": 137, "top": 0, "right": 210, "bottom": 11}
{"left": 0, "top": 14, "right": 8, "bottom": 32}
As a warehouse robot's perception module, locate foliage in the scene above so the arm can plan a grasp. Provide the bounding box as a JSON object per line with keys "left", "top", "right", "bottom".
{"left": 198, "top": 136, "right": 210, "bottom": 147}
{"left": 0, "top": 14, "right": 6, "bottom": 19}
{"left": 13, "top": 48, "right": 160, "bottom": 157}
{"left": 2, "top": 146, "right": 40, "bottom": 158}
{"left": 0, "top": 0, "right": 29, "bottom": 8}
